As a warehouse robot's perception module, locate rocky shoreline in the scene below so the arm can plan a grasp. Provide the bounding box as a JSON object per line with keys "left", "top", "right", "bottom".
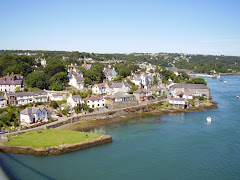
{"left": 0, "top": 135, "right": 112, "bottom": 156}
{"left": 60, "top": 102, "right": 218, "bottom": 132}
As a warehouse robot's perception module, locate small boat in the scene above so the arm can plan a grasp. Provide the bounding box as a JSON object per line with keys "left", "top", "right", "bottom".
{"left": 206, "top": 117, "right": 212, "bottom": 122}
{"left": 224, "top": 81, "right": 228, "bottom": 83}
{"left": 219, "top": 79, "right": 223, "bottom": 81}
{"left": 237, "top": 96, "right": 240, "bottom": 98}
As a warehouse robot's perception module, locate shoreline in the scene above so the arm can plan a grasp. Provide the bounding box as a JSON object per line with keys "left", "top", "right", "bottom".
{"left": 59, "top": 102, "right": 218, "bottom": 132}
{"left": 0, "top": 135, "right": 112, "bottom": 156}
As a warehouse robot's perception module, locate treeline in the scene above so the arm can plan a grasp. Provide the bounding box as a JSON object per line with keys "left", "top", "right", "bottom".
{"left": 1, "top": 50, "right": 240, "bottom": 75}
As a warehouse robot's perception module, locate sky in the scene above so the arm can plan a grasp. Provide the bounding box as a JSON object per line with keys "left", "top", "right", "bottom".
{"left": 1, "top": 0, "right": 240, "bottom": 56}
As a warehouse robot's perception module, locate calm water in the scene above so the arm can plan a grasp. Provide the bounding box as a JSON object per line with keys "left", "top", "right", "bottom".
{"left": 1, "top": 75, "right": 240, "bottom": 180}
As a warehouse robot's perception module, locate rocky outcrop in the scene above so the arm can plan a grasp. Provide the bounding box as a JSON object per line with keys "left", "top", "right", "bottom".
{"left": 0, "top": 135, "right": 112, "bottom": 156}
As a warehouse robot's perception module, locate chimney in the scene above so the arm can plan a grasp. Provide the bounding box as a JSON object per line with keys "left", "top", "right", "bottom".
{"left": 12, "top": 78, "right": 14, "bottom": 82}
{"left": 45, "top": 105, "right": 48, "bottom": 108}
{"left": 4, "top": 77, "right": 6, "bottom": 82}
{"left": 87, "top": 94, "right": 90, "bottom": 98}
{"left": 11, "top": 72, "right": 14, "bottom": 76}
{"left": 7, "top": 72, "right": 9, "bottom": 76}
{"left": 33, "top": 104, "right": 36, "bottom": 107}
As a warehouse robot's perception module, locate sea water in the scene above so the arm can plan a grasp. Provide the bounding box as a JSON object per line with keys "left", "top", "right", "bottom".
{"left": 1, "top": 75, "right": 240, "bottom": 180}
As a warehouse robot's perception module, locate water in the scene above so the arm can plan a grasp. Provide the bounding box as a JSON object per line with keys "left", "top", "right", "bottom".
{"left": 1, "top": 75, "right": 240, "bottom": 180}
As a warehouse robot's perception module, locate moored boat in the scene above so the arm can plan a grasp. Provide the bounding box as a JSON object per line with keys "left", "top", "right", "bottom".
{"left": 206, "top": 117, "right": 212, "bottom": 122}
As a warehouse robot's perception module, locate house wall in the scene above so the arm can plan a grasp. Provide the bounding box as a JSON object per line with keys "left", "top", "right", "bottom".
{"left": 0, "top": 99, "right": 7, "bottom": 108}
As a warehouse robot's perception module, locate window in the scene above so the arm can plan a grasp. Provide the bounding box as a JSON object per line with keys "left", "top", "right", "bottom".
{"left": 98, "top": 104, "right": 99, "bottom": 106}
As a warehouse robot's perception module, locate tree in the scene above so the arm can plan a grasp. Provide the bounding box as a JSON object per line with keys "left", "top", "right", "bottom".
{"left": 186, "top": 78, "right": 207, "bottom": 85}
{"left": 25, "top": 71, "right": 47, "bottom": 89}
{"left": 50, "top": 101, "right": 59, "bottom": 109}
{"left": 49, "top": 72, "right": 67, "bottom": 91}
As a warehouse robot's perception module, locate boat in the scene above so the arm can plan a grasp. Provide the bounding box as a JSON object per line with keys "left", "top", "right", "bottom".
{"left": 224, "top": 81, "right": 228, "bottom": 83}
{"left": 219, "top": 79, "right": 223, "bottom": 81}
{"left": 237, "top": 96, "right": 240, "bottom": 98}
{"left": 206, "top": 117, "right": 212, "bottom": 122}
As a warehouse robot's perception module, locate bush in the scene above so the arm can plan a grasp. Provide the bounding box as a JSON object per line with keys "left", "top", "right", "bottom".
{"left": 50, "top": 101, "right": 59, "bottom": 109}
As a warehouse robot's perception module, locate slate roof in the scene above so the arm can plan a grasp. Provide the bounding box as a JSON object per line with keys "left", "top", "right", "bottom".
{"left": 6, "top": 91, "right": 47, "bottom": 98}
{"left": 170, "top": 98, "right": 186, "bottom": 101}
{"left": 170, "top": 83, "right": 209, "bottom": 89}
{"left": 75, "top": 76, "right": 85, "bottom": 83}
{"left": 0, "top": 79, "right": 22, "bottom": 85}
{"left": 52, "top": 93, "right": 63, "bottom": 97}
{"left": 72, "top": 95, "right": 82, "bottom": 102}
{"left": 133, "top": 89, "right": 151, "bottom": 94}
{"left": 83, "top": 96, "right": 103, "bottom": 101}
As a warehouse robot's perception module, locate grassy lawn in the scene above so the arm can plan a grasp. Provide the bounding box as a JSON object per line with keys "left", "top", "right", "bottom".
{"left": 3, "top": 129, "right": 102, "bottom": 148}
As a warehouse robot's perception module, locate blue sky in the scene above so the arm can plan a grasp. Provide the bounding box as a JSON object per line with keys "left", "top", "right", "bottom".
{"left": 1, "top": 0, "right": 240, "bottom": 56}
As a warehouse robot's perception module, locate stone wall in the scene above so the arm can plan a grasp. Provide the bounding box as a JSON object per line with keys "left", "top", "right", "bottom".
{"left": 0, "top": 135, "right": 112, "bottom": 156}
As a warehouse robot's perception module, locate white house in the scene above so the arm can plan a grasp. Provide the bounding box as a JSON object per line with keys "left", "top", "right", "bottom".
{"left": 104, "top": 68, "right": 117, "bottom": 81}
{"left": 92, "top": 84, "right": 106, "bottom": 95}
{"left": 83, "top": 96, "right": 105, "bottom": 108}
{"left": 105, "top": 81, "right": 131, "bottom": 95}
{"left": 67, "top": 95, "right": 83, "bottom": 108}
{"left": 20, "top": 106, "right": 51, "bottom": 125}
{"left": 69, "top": 74, "right": 85, "bottom": 89}
{"left": 0, "top": 73, "right": 23, "bottom": 92}
{"left": 169, "top": 98, "right": 189, "bottom": 109}
{"left": 0, "top": 96, "right": 7, "bottom": 108}
{"left": 5, "top": 91, "right": 48, "bottom": 105}
{"left": 48, "top": 93, "right": 63, "bottom": 101}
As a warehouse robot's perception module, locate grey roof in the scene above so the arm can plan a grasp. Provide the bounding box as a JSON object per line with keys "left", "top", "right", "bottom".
{"left": 170, "top": 83, "right": 209, "bottom": 89}
{"left": 6, "top": 91, "right": 47, "bottom": 97}
{"left": 52, "top": 93, "right": 63, "bottom": 97}
{"left": 72, "top": 95, "right": 82, "bottom": 101}
{"left": 75, "top": 76, "right": 85, "bottom": 83}
{"left": 0, "top": 79, "right": 22, "bottom": 85}
{"left": 170, "top": 98, "right": 186, "bottom": 101}
{"left": 111, "top": 92, "right": 134, "bottom": 98}
{"left": 20, "top": 106, "right": 51, "bottom": 115}
{"left": 133, "top": 89, "right": 151, "bottom": 94}
{"left": 104, "top": 69, "right": 114, "bottom": 77}
{"left": 107, "top": 81, "right": 130, "bottom": 88}
{"left": 20, "top": 107, "right": 40, "bottom": 115}
{"left": 83, "top": 96, "right": 103, "bottom": 101}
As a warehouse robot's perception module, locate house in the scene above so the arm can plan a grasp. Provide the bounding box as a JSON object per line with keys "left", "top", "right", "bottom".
{"left": 105, "top": 92, "right": 136, "bottom": 102}
{"left": 35, "top": 58, "right": 47, "bottom": 67}
{"left": 92, "top": 84, "right": 106, "bottom": 95}
{"left": 105, "top": 81, "right": 131, "bottom": 95}
{"left": 169, "top": 98, "right": 189, "bottom": 109}
{"left": 0, "top": 72, "right": 23, "bottom": 92}
{"left": 133, "top": 89, "right": 154, "bottom": 102}
{"left": 169, "top": 83, "right": 210, "bottom": 99}
{"left": 0, "top": 96, "right": 7, "bottom": 108}
{"left": 20, "top": 105, "right": 51, "bottom": 125}
{"left": 48, "top": 93, "right": 63, "bottom": 101}
{"left": 104, "top": 68, "right": 117, "bottom": 81}
{"left": 82, "top": 57, "right": 92, "bottom": 70}
{"left": 130, "top": 76, "right": 142, "bottom": 87}
{"left": 150, "top": 85, "right": 164, "bottom": 95}
{"left": 5, "top": 91, "right": 48, "bottom": 105}
{"left": 69, "top": 74, "right": 85, "bottom": 89}
{"left": 67, "top": 95, "right": 83, "bottom": 108}
{"left": 83, "top": 96, "right": 105, "bottom": 108}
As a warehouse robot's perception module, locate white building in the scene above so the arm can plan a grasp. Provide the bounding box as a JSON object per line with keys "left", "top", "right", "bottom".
{"left": 0, "top": 73, "right": 23, "bottom": 92}
{"left": 105, "top": 81, "right": 131, "bottom": 95}
{"left": 69, "top": 74, "right": 85, "bottom": 90}
{"left": 20, "top": 106, "right": 51, "bottom": 125}
{"left": 92, "top": 84, "right": 106, "bottom": 95}
{"left": 0, "top": 96, "right": 7, "bottom": 108}
{"left": 48, "top": 93, "right": 63, "bottom": 101}
{"left": 169, "top": 98, "right": 189, "bottom": 108}
{"left": 83, "top": 96, "right": 105, "bottom": 108}
{"left": 67, "top": 95, "right": 83, "bottom": 108}
{"left": 5, "top": 91, "right": 48, "bottom": 105}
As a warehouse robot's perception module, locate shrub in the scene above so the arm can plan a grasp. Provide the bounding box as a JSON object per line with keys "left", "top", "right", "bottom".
{"left": 50, "top": 101, "right": 59, "bottom": 109}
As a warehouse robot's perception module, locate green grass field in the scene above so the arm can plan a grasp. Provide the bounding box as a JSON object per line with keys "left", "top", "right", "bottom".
{"left": 3, "top": 129, "right": 102, "bottom": 148}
